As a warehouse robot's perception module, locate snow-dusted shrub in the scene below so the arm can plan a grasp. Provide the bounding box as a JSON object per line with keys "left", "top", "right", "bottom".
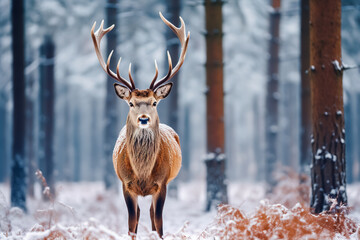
{"left": 270, "top": 167, "right": 310, "bottom": 208}
{"left": 200, "top": 201, "right": 358, "bottom": 239}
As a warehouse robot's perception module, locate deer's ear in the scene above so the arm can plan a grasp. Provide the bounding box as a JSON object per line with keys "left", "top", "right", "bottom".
{"left": 114, "top": 83, "right": 131, "bottom": 100}
{"left": 154, "top": 83, "right": 173, "bottom": 99}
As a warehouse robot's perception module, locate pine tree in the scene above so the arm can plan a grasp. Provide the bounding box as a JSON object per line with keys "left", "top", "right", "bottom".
{"left": 164, "top": 0, "right": 182, "bottom": 198}
{"left": 204, "top": 0, "right": 228, "bottom": 211}
{"left": 104, "top": 0, "right": 119, "bottom": 189}
{"left": 11, "top": 0, "right": 27, "bottom": 211}
{"left": 265, "top": 0, "right": 281, "bottom": 193}
{"left": 300, "top": 0, "right": 311, "bottom": 179}
{"left": 309, "top": 0, "right": 347, "bottom": 213}
{"left": 38, "top": 36, "right": 55, "bottom": 196}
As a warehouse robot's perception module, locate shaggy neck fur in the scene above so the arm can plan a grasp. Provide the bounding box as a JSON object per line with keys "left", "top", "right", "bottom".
{"left": 126, "top": 116, "right": 160, "bottom": 179}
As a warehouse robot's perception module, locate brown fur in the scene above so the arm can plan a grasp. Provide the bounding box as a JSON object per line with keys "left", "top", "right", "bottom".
{"left": 113, "top": 123, "right": 181, "bottom": 196}
{"left": 133, "top": 89, "right": 152, "bottom": 98}
{"left": 126, "top": 117, "right": 160, "bottom": 179}
{"left": 111, "top": 88, "right": 182, "bottom": 238}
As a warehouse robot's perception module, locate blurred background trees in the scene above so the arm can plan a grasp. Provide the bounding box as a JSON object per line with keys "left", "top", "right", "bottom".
{"left": 1, "top": 0, "right": 360, "bottom": 211}
{"left": 264, "top": 0, "right": 281, "bottom": 193}
{"left": 11, "top": 0, "right": 27, "bottom": 211}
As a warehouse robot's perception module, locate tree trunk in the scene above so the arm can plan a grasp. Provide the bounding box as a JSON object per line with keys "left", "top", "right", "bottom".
{"left": 281, "top": 82, "right": 297, "bottom": 169}
{"left": 265, "top": 0, "right": 281, "bottom": 193}
{"left": 39, "top": 36, "right": 55, "bottom": 197}
{"left": 0, "top": 93, "right": 6, "bottom": 182}
{"left": 26, "top": 51, "right": 36, "bottom": 197}
{"left": 182, "top": 105, "right": 191, "bottom": 181}
{"left": 104, "top": 0, "right": 119, "bottom": 189}
{"left": 309, "top": 0, "right": 347, "bottom": 213}
{"left": 63, "top": 81, "right": 72, "bottom": 181}
{"left": 11, "top": 0, "right": 27, "bottom": 211}
{"left": 253, "top": 95, "right": 263, "bottom": 181}
{"left": 204, "top": 0, "right": 228, "bottom": 211}
{"left": 344, "top": 93, "right": 353, "bottom": 184}
{"left": 357, "top": 93, "right": 360, "bottom": 181}
{"left": 73, "top": 107, "right": 81, "bottom": 182}
{"left": 300, "top": 0, "right": 311, "bottom": 178}
{"left": 165, "top": 0, "right": 181, "bottom": 198}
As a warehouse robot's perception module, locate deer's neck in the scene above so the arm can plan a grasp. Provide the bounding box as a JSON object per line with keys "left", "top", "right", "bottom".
{"left": 126, "top": 117, "right": 160, "bottom": 179}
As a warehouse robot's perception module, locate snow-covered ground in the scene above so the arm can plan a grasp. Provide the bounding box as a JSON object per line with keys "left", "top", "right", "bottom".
{"left": 0, "top": 181, "right": 359, "bottom": 239}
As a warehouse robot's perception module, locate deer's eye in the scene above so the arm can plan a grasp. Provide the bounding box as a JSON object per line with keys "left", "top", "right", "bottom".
{"left": 153, "top": 102, "right": 157, "bottom": 107}
{"left": 129, "top": 102, "right": 134, "bottom": 107}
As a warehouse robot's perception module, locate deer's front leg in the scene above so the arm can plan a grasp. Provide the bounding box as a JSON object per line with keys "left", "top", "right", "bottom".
{"left": 123, "top": 187, "right": 139, "bottom": 236}
{"left": 152, "top": 185, "right": 166, "bottom": 238}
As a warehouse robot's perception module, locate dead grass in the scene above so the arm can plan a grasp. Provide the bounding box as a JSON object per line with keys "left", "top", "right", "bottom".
{"left": 200, "top": 202, "right": 358, "bottom": 240}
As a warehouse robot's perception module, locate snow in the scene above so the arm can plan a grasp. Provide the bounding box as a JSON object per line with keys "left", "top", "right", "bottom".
{"left": 0, "top": 181, "right": 359, "bottom": 239}
{"left": 332, "top": 60, "right": 342, "bottom": 71}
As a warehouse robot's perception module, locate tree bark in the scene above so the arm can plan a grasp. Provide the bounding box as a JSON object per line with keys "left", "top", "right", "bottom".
{"left": 11, "top": 0, "right": 27, "bottom": 211}
{"left": 300, "top": 0, "right": 311, "bottom": 178}
{"left": 265, "top": 0, "right": 281, "bottom": 193}
{"left": 73, "top": 107, "right": 81, "bottom": 182}
{"left": 309, "top": 0, "right": 347, "bottom": 213}
{"left": 357, "top": 93, "right": 360, "bottom": 181}
{"left": 204, "top": 0, "right": 228, "bottom": 211}
{"left": 26, "top": 51, "right": 36, "bottom": 197}
{"left": 344, "top": 93, "right": 353, "bottom": 184}
{"left": 253, "top": 96, "right": 263, "bottom": 181}
{"left": 164, "top": 0, "right": 181, "bottom": 198}
{"left": 39, "top": 36, "right": 55, "bottom": 197}
{"left": 281, "top": 82, "right": 297, "bottom": 168}
{"left": 104, "top": 0, "right": 119, "bottom": 189}
{"left": 0, "top": 93, "right": 6, "bottom": 182}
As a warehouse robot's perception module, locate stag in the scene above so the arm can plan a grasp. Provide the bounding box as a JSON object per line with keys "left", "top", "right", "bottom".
{"left": 91, "top": 12, "right": 189, "bottom": 238}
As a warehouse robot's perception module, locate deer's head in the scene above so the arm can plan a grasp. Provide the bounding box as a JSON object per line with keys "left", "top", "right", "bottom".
{"left": 91, "top": 12, "right": 190, "bottom": 129}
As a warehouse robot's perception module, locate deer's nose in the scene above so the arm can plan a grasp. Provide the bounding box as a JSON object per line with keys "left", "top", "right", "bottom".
{"left": 138, "top": 115, "right": 150, "bottom": 125}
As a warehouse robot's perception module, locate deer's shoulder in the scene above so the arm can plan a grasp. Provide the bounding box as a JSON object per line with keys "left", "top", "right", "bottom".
{"left": 159, "top": 124, "right": 180, "bottom": 145}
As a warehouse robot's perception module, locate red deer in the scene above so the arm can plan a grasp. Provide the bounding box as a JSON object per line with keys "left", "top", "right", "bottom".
{"left": 91, "top": 12, "right": 190, "bottom": 238}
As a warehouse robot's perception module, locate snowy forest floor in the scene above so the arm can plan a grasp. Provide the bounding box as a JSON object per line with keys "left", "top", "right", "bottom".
{"left": 1, "top": 177, "right": 360, "bottom": 239}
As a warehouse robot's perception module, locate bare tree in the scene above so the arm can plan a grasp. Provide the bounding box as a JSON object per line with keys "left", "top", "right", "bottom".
{"left": 38, "top": 36, "right": 55, "bottom": 196}
{"left": 25, "top": 49, "right": 36, "bottom": 197}
{"left": 164, "top": 0, "right": 181, "bottom": 197}
{"left": 103, "top": 0, "right": 119, "bottom": 189}
{"left": 11, "top": 0, "right": 27, "bottom": 211}
{"left": 0, "top": 92, "right": 6, "bottom": 182}
{"left": 204, "top": 0, "right": 228, "bottom": 211}
{"left": 300, "top": 0, "right": 311, "bottom": 179}
{"left": 344, "top": 92, "right": 353, "bottom": 183}
{"left": 265, "top": 0, "right": 281, "bottom": 193}
{"left": 309, "top": 0, "right": 347, "bottom": 213}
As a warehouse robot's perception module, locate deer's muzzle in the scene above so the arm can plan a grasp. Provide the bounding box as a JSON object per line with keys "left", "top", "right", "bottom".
{"left": 138, "top": 115, "right": 150, "bottom": 128}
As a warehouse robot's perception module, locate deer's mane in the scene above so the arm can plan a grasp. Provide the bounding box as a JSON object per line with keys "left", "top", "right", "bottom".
{"left": 126, "top": 117, "right": 160, "bottom": 179}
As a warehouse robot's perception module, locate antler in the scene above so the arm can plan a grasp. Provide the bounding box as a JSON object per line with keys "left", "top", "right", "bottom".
{"left": 149, "top": 12, "right": 190, "bottom": 90}
{"left": 91, "top": 20, "right": 135, "bottom": 90}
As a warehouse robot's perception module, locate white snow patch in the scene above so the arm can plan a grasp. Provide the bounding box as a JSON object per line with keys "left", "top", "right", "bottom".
{"left": 332, "top": 60, "right": 342, "bottom": 71}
